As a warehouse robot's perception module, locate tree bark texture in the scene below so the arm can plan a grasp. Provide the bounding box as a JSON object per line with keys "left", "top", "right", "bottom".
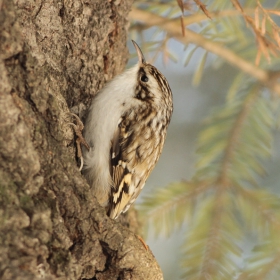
{"left": 0, "top": 0, "right": 163, "bottom": 279}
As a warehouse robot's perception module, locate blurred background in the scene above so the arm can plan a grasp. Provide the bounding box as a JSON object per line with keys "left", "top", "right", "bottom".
{"left": 128, "top": 1, "right": 280, "bottom": 279}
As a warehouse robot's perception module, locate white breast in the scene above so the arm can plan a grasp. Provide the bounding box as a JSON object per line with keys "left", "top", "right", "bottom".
{"left": 82, "top": 64, "right": 140, "bottom": 204}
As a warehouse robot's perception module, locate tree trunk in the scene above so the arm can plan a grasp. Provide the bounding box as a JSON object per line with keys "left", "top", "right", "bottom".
{"left": 0, "top": 0, "right": 163, "bottom": 279}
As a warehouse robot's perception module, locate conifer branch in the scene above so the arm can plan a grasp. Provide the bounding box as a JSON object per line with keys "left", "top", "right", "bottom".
{"left": 129, "top": 8, "right": 280, "bottom": 95}
{"left": 199, "top": 188, "right": 224, "bottom": 279}
{"left": 218, "top": 87, "right": 259, "bottom": 187}
{"left": 236, "top": 184, "right": 280, "bottom": 232}
{"left": 237, "top": 251, "right": 280, "bottom": 280}
{"left": 139, "top": 181, "right": 209, "bottom": 235}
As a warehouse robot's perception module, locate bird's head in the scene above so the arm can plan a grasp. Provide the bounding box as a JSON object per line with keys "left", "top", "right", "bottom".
{"left": 131, "top": 40, "right": 173, "bottom": 110}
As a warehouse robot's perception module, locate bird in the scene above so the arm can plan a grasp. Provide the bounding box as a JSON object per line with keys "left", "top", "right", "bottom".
{"left": 82, "top": 40, "right": 173, "bottom": 219}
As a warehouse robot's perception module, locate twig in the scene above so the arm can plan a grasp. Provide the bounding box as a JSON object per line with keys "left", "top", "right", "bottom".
{"left": 130, "top": 8, "right": 255, "bottom": 32}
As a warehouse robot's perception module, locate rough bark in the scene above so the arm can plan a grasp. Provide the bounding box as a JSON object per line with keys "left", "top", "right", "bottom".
{"left": 0, "top": 0, "right": 163, "bottom": 279}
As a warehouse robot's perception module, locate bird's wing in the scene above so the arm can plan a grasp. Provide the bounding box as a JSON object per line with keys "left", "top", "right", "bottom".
{"left": 108, "top": 112, "right": 163, "bottom": 219}
{"left": 108, "top": 118, "right": 135, "bottom": 219}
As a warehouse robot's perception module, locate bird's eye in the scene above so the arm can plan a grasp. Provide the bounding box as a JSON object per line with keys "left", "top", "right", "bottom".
{"left": 141, "top": 75, "right": 149, "bottom": 82}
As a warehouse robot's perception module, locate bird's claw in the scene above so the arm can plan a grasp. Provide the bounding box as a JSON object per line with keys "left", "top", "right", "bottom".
{"left": 68, "top": 113, "right": 89, "bottom": 171}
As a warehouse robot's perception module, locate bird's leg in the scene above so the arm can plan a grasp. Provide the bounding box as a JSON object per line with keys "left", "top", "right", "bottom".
{"left": 68, "top": 113, "right": 90, "bottom": 171}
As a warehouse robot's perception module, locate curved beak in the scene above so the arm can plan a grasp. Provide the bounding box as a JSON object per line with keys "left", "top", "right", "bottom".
{"left": 132, "top": 40, "right": 146, "bottom": 64}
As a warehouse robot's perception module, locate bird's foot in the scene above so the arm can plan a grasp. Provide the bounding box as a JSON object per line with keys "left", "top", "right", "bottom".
{"left": 68, "top": 113, "right": 89, "bottom": 171}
